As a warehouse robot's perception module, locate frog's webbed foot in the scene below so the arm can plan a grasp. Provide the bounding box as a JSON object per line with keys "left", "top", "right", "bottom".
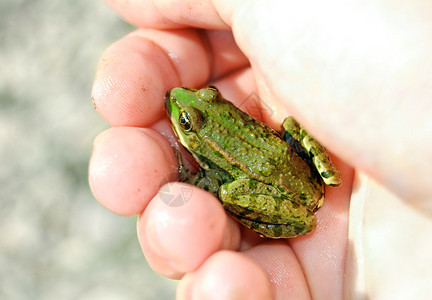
{"left": 281, "top": 117, "right": 342, "bottom": 187}
{"left": 219, "top": 179, "right": 316, "bottom": 238}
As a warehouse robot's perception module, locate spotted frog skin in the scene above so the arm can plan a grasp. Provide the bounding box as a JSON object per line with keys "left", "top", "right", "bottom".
{"left": 165, "top": 86, "right": 341, "bottom": 238}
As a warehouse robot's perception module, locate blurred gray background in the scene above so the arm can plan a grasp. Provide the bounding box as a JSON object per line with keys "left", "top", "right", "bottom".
{"left": 0, "top": 1, "right": 176, "bottom": 299}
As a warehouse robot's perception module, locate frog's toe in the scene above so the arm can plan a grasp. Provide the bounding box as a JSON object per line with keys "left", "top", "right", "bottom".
{"left": 321, "top": 169, "right": 342, "bottom": 187}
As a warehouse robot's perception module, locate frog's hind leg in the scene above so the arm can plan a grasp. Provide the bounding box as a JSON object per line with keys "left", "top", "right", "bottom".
{"left": 219, "top": 179, "right": 316, "bottom": 238}
{"left": 235, "top": 217, "right": 314, "bottom": 239}
{"left": 281, "top": 117, "right": 342, "bottom": 186}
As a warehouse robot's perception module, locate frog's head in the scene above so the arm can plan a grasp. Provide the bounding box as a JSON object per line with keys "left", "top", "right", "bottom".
{"left": 165, "top": 86, "right": 222, "bottom": 152}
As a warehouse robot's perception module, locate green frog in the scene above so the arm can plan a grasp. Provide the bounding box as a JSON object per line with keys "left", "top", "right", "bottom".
{"left": 165, "top": 86, "right": 341, "bottom": 238}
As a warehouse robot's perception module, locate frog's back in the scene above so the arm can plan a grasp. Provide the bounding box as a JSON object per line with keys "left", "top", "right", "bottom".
{"left": 199, "top": 100, "right": 324, "bottom": 209}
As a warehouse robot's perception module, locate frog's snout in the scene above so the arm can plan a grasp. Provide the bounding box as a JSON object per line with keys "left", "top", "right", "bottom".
{"left": 165, "top": 89, "right": 174, "bottom": 113}
{"left": 165, "top": 89, "right": 172, "bottom": 103}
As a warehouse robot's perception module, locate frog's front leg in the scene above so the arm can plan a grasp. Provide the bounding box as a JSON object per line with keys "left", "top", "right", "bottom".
{"left": 219, "top": 179, "right": 316, "bottom": 238}
{"left": 176, "top": 151, "right": 222, "bottom": 196}
{"left": 281, "top": 117, "right": 342, "bottom": 186}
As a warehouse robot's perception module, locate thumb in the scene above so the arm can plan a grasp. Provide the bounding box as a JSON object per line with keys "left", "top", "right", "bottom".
{"left": 217, "top": 0, "right": 432, "bottom": 207}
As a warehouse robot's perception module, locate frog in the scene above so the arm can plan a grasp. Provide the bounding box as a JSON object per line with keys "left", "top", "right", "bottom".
{"left": 165, "top": 86, "right": 342, "bottom": 238}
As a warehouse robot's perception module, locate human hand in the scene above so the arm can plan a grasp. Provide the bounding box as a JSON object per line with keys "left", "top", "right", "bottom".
{"left": 89, "top": 1, "right": 432, "bottom": 299}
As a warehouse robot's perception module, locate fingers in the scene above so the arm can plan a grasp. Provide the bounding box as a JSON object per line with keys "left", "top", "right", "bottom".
{"left": 137, "top": 183, "right": 241, "bottom": 278}
{"left": 89, "top": 127, "right": 177, "bottom": 216}
{"left": 244, "top": 242, "right": 311, "bottom": 299}
{"left": 137, "top": 159, "right": 352, "bottom": 298}
{"left": 92, "top": 28, "right": 248, "bottom": 127}
{"left": 177, "top": 250, "right": 273, "bottom": 300}
{"left": 88, "top": 126, "right": 243, "bottom": 279}
{"left": 288, "top": 157, "right": 354, "bottom": 299}
{"left": 103, "top": 0, "right": 229, "bottom": 29}
{"left": 175, "top": 241, "right": 317, "bottom": 300}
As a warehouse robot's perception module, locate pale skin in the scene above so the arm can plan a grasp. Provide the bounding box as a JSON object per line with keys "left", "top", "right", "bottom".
{"left": 89, "top": 1, "right": 432, "bottom": 299}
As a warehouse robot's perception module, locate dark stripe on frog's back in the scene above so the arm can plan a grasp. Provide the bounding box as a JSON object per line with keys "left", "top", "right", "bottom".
{"left": 192, "top": 152, "right": 234, "bottom": 184}
{"left": 198, "top": 100, "right": 324, "bottom": 210}
{"left": 200, "top": 101, "right": 313, "bottom": 184}
{"left": 199, "top": 101, "right": 285, "bottom": 180}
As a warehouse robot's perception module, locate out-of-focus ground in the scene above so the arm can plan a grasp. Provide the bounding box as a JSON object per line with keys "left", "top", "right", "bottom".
{"left": 0, "top": 1, "right": 176, "bottom": 299}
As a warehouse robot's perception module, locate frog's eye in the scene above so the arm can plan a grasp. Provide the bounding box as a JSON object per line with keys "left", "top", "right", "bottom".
{"left": 198, "top": 86, "right": 220, "bottom": 102}
{"left": 179, "top": 107, "right": 203, "bottom": 132}
{"left": 179, "top": 111, "right": 192, "bottom": 131}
